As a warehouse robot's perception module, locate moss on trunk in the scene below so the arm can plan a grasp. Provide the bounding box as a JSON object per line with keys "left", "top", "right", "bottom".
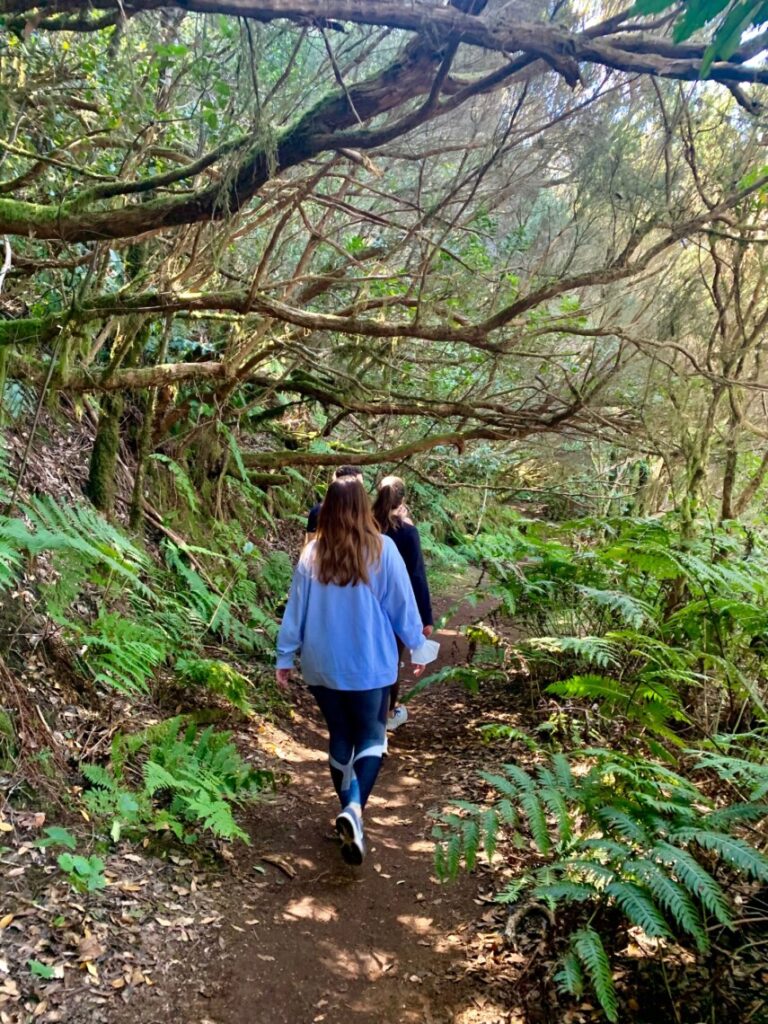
{"left": 85, "top": 393, "right": 123, "bottom": 513}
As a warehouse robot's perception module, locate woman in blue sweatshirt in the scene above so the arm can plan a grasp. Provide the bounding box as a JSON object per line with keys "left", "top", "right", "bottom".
{"left": 276, "top": 477, "right": 425, "bottom": 865}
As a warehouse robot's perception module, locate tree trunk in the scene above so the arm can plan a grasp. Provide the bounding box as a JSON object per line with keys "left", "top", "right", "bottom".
{"left": 720, "top": 442, "right": 737, "bottom": 523}
{"left": 85, "top": 393, "right": 123, "bottom": 513}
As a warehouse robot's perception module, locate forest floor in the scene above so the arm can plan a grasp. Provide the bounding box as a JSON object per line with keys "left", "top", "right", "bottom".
{"left": 4, "top": 580, "right": 768, "bottom": 1023}
{"left": 3, "top": 583, "right": 544, "bottom": 1024}
{"left": 109, "top": 586, "right": 524, "bottom": 1024}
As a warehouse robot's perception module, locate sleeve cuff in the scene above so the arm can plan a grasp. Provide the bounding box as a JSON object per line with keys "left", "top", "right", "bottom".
{"left": 275, "top": 654, "right": 295, "bottom": 670}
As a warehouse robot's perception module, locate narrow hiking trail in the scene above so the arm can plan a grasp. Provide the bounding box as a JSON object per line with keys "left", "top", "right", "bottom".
{"left": 120, "top": 589, "right": 519, "bottom": 1024}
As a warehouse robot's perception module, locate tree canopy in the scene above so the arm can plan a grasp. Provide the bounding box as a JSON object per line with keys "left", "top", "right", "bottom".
{"left": 0, "top": 0, "right": 767, "bottom": 505}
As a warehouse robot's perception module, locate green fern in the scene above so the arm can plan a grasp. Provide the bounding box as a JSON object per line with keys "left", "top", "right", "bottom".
{"left": 605, "top": 881, "right": 672, "bottom": 938}
{"left": 79, "top": 612, "right": 169, "bottom": 693}
{"left": 438, "top": 749, "right": 768, "bottom": 1019}
{"left": 0, "top": 495, "right": 150, "bottom": 586}
{"left": 671, "top": 828, "right": 768, "bottom": 881}
{"left": 571, "top": 928, "right": 618, "bottom": 1022}
{"left": 150, "top": 454, "right": 200, "bottom": 513}
{"left": 554, "top": 950, "right": 585, "bottom": 999}
{"left": 630, "top": 858, "right": 708, "bottom": 951}
{"left": 176, "top": 657, "right": 253, "bottom": 714}
{"left": 651, "top": 841, "right": 732, "bottom": 925}
{"left": 82, "top": 717, "right": 272, "bottom": 846}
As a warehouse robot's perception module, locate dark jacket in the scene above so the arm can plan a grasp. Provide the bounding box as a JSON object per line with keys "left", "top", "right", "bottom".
{"left": 385, "top": 521, "right": 433, "bottom": 627}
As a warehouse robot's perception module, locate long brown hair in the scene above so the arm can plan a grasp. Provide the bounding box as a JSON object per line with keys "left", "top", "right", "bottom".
{"left": 315, "top": 478, "right": 382, "bottom": 586}
{"left": 372, "top": 475, "right": 406, "bottom": 532}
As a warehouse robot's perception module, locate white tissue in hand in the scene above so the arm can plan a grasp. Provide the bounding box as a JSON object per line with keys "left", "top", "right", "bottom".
{"left": 410, "top": 638, "right": 440, "bottom": 665}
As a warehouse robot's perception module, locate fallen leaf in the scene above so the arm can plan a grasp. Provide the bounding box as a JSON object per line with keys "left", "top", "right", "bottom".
{"left": 0, "top": 916, "right": 13, "bottom": 930}
{"left": 77, "top": 935, "right": 105, "bottom": 962}
{"left": 16, "top": 812, "right": 45, "bottom": 830}
{"left": 0, "top": 820, "right": 12, "bottom": 833}
{"left": 260, "top": 854, "right": 296, "bottom": 879}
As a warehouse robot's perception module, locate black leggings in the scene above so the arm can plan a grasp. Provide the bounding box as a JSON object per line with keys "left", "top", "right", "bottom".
{"left": 309, "top": 685, "right": 390, "bottom": 810}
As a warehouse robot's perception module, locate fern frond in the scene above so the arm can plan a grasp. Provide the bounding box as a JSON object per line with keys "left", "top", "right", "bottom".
{"left": 503, "top": 763, "right": 551, "bottom": 854}
{"left": 81, "top": 763, "right": 117, "bottom": 791}
{"left": 533, "top": 880, "right": 597, "bottom": 906}
{"left": 606, "top": 881, "right": 671, "bottom": 938}
{"left": 631, "top": 858, "right": 708, "bottom": 951}
{"left": 672, "top": 829, "right": 768, "bottom": 882}
{"left": 652, "top": 841, "right": 732, "bottom": 925}
{"left": 595, "top": 807, "right": 649, "bottom": 845}
{"left": 571, "top": 927, "right": 619, "bottom": 1022}
{"left": 704, "top": 803, "right": 768, "bottom": 829}
{"left": 554, "top": 951, "right": 584, "bottom": 999}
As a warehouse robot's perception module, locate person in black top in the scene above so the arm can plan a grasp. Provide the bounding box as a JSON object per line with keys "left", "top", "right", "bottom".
{"left": 305, "top": 465, "right": 364, "bottom": 543}
{"left": 372, "top": 475, "right": 433, "bottom": 732}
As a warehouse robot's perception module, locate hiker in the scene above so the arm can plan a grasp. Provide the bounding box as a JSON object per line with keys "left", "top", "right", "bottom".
{"left": 305, "top": 465, "right": 363, "bottom": 544}
{"left": 276, "top": 476, "right": 427, "bottom": 866}
{"left": 373, "top": 475, "right": 434, "bottom": 735}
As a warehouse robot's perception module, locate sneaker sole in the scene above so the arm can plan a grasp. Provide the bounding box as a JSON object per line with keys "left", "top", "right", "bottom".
{"left": 335, "top": 814, "right": 364, "bottom": 866}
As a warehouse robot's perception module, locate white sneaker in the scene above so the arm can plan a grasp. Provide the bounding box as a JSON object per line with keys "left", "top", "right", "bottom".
{"left": 335, "top": 806, "right": 365, "bottom": 865}
{"left": 386, "top": 705, "right": 408, "bottom": 732}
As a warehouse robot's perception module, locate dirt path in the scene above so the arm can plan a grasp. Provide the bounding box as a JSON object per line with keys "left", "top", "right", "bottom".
{"left": 126, "top": 591, "right": 509, "bottom": 1024}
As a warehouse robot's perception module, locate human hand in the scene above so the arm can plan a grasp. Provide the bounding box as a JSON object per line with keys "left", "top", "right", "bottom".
{"left": 275, "top": 668, "right": 292, "bottom": 690}
{"left": 422, "top": 625, "right": 433, "bottom": 637}
{"left": 411, "top": 663, "right": 425, "bottom": 677}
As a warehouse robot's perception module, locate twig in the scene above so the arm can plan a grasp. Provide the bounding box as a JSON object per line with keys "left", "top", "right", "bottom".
{"left": 320, "top": 26, "right": 363, "bottom": 125}
{"left": 7, "top": 329, "right": 65, "bottom": 513}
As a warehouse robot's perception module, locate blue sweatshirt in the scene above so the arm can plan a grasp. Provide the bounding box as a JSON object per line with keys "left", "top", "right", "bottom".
{"left": 276, "top": 535, "right": 424, "bottom": 690}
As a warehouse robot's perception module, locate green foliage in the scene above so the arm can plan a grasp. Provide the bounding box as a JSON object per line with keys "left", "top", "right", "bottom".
{"left": 0, "top": 708, "right": 17, "bottom": 769}
{"left": 79, "top": 612, "right": 170, "bottom": 694}
{"left": 82, "top": 717, "right": 272, "bottom": 845}
{"left": 37, "top": 825, "right": 77, "bottom": 851}
{"left": 27, "top": 959, "right": 56, "bottom": 980}
{"left": 0, "top": 477, "right": 279, "bottom": 697}
{"left": 569, "top": 928, "right": 619, "bottom": 1022}
{"left": 257, "top": 550, "right": 293, "bottom": 608}
{"left": 633, "top": 0, "right": 768, "bottom": 73}
{"left": 150, "top": 454, "right": 200, "bottom": 513}
{"left": 0, "top": 494, "right": 150, "bottom": 599}
{"left": 436, "top": 748, "right": 768, "bottom": 1021}
{"left": 176, "top": 656, "right": 253, "bottom": 713}
{"left": 56, "top": 852, "right": 106, "bottom": 892}
{"left": 461, "top": 514, "right": 768, "bottom": 741}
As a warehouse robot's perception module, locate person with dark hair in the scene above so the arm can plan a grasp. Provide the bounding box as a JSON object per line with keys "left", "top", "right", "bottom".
{"left": 372, "top": 475, "right": 433, "bottom": 736}
{"left": 305, "top": 465, "right": 363, "bottom": 544}
{"left": 276, "top": 477, "right": 426, "bottom": 866}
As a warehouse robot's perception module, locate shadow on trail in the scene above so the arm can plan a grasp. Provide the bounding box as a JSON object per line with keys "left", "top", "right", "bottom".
{"left": 128, "top": 591, "right": 512, "bottom": 1024}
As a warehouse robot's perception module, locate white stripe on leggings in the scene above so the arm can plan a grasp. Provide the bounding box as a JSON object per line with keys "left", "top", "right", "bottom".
{"left": 354, "top": 743, "right": 386, "bottom": 762}
{"left": 329, "top": 754, "right": 355, "bottom": 792}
